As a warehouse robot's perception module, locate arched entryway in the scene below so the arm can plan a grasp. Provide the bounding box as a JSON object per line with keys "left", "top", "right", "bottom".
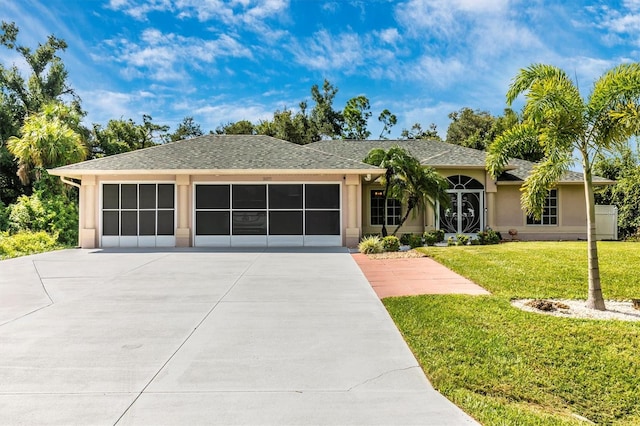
{"left": 438, "top": 175, "right": 484, "bottom": 236}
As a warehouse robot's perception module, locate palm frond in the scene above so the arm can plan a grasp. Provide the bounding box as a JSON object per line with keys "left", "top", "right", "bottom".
{"left": 486, "top": 123, "right": 538, "bottom": 178}
{"left": 520, "top": 151, "right": 572, "bottom": 219}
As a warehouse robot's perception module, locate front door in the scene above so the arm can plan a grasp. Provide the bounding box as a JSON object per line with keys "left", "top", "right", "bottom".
{"left": 438, "top": 175, "right": 484, "bottom": 236}
{"left": 439, "top": 191, "right": 483, "bottom": 234}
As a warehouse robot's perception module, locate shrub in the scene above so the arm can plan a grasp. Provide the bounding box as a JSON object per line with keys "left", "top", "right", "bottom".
{"left": 358, "top": 235, "right": 384, "bottom": 254}
{"left": 8, "top": 193, "right": 78, "bottom": 246}
{"left": 0, "top": 230, "right": 60, "bottom": 259}
{"left": 423, "top": 229, "right": 445, "bottom": 246}
{"left": 447, "top": 236, "right": 456, "bottom": 246}
{"left": 399, "top": 233, "right": 412, "bottom": 245}
{"left": 408, "top": 233, "right": 424, "bottom": 249}
{"left": 477, "top": 229, "right": 501, "bottom": 245}
{"left": 382, "top": 235, "right": 400, "bottom": 252}
{"left": 0, "top": 200, "right": 8, "bottom": 231}
{"left": 456, "top": 234, "right": 470, "bottom": 246}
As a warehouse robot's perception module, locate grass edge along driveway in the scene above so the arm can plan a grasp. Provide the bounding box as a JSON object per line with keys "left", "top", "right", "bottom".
{"left": 383, "top": 242, "right": 640, "bottom": 425}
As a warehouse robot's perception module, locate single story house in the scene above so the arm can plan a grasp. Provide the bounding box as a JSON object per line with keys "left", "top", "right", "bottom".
{"left": 48, "top": 134, "right": 614, "bottom": 248}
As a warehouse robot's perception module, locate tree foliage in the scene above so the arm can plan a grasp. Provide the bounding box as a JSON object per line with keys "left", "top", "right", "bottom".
{"left": 487, "top": 62, "right": 640, "bottom": 310}
{"left": 446, "top": 107, "right": 496, "bottom": 150}
{"left": 0, "top": 21, "right": 81, "bottom": 204}
{"left": 378, "top": 109, "right": 397, "bottom": 139}
{"left": 167, "top": 116, "right": 203, "bottom": 142}
{"left": 343, "top": 95, "right": 371, "bottom": 140}
{"left": 91, "top": 115, "right": 168, "bottom": 157}
{"left": 7, "top": 102, "right": 87, "bottom": 184}
{"left": 215, "top": 120, "right": 255, "bottom": 135}
{"left": 400, "top": 122, "right": 441, "bottom": 140}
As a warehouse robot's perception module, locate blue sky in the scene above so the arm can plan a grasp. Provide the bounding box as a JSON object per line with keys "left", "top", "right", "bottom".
{"left": 2, "top": 0, "right": 639, "bottom": 139}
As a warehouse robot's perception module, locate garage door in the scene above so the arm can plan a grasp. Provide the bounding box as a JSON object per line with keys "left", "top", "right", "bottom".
{"left": 194, "top": 183, "right": 341, "bottom": 247}
{"left": 101, "top": 183, "right": 176, "bottom": 247}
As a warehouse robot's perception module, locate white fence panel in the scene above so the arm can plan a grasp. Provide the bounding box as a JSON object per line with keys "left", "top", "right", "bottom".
{"left": 595, "top": 205, "right": 618, "bottom": 240}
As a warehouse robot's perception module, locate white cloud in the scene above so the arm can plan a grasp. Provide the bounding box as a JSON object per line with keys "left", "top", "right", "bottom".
{"left": 110, "top": 0, "right": 290, "bottom": 35}
{"left": 102, "top": 28, "right": 253, "bottom": 82}
{"left": 289, "top": 29, "right": 365, "bottom": 72}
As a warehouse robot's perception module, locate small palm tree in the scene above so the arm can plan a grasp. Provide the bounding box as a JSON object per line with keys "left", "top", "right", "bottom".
{"left": 7, "top": 102, "right": 87, "bottom": 184}
{"left": 389, "top": 156, "right": 450, "bottom": 236}
{"left": 487, "top": 63, "right": 640, "bottom": 310}
{"left": 364, "top": 146, "right": 450, "bottom": 237}
{"left": 364, "top": 146, "right": 410, "bottom": 237}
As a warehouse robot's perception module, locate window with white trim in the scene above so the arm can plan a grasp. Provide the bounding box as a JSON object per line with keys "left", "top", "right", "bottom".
{"left": 370, "top": 190, "right": 401, "bottom": 226}
{"left": 526, "top": 189, "right": 558, "bottom": 225}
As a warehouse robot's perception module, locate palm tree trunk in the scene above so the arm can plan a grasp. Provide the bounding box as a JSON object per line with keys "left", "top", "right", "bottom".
{"left": 381, "top": 174, "right": 392, "bottom": 237}
{"left": 392, "top": 198, "right": 416, "bottom": 236}
{"left": 583, "top": 155, "right": 606, "bottom": 310}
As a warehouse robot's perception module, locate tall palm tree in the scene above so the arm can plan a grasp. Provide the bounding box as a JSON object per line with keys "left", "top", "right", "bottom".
{"left": 7, "top": 102, "right": 87, "bottom": 184}
{"left": 364, "top": 145, "right": 450, "bottom": 237}
{"left": 487, "top": 63, "right": 640, "bottom": 310}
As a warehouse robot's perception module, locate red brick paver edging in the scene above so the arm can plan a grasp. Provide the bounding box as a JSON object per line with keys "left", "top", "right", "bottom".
{"left": 352, "top": 253, "right": 490, "bottom": 299}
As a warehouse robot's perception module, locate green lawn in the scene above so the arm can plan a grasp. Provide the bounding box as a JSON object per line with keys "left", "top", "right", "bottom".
{"left": 383, "top": 242, "right": 640, "bottom": 425}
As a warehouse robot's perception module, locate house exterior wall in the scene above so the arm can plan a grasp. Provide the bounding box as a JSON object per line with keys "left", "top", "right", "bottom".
{"left": 494, "top": 184, "right": 588, "bottom": 240}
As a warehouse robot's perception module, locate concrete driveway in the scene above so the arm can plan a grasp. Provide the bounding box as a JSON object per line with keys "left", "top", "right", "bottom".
{"left": 0, "top": 248, "right": 477, "bottom": 425}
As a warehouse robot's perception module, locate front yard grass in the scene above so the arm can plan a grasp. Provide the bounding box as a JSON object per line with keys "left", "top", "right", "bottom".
{"left": 383, "top": 242, "right": 640, "bottom": 425}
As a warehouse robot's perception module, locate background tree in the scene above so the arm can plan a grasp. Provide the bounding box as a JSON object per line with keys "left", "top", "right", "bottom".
{"left": 342, "top": 95, "right": 371, "bottom": 139}
{"left": 400, "top": 122, "right": 441, "bottom": 140}
{"left": 7, "top": 102, "right": 87, "bottom": 184}
{"left": 255, "top": 104, "right": 313, "bottom": 145}
{"left": 446, "top": 107, "right": 495, "bottom": 150}
{"left": 167, "top": 116, "right": 203, "bottom": 142}
{"left": 215, "top": 120, "right": 255, "bottom": 135}
{"left": 378, "top": 109, "right": 397, "bottom": 139}
{"left": 487, "top": 63, "right": 640, "bottom": 310}
{"left": 91, "top": 115, "right": 168, "bottom": 157}
{"left": 310, "top": 79, "right": 343, "bottom": 139}
{"left": 0, "top": 21, "right": 81, "bottom": 204}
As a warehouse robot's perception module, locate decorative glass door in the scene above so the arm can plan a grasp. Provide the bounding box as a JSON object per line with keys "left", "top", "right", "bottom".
{"left": 438, "top": 175, "right": 484, "bottom": 235}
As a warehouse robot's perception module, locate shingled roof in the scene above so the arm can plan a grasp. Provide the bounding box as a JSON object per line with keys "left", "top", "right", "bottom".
{"left": 309, "top": 139, "right": 611, "bottom": 184}
{"left": 308, "top": 139, "right": 487, "bottom": 168}
{"left": 51, "top": 134, "right": 379, "bottom": 174}
{"left": 50, "top": 134, "right": 611, "bottom": 184}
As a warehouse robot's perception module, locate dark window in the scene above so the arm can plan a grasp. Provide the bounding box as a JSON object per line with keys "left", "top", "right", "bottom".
{"left": 196, "top": 211, "right": 230, "bottom": 235}
{"left": 157, "top": 210, "right": 174, "bottom": 235}
{"left": 103, "top": 185, "right": 119, "bottom": 209}
{"left": 527, "top": 189, "right": 558, "bottom": 226}
{"left": 103, "top": 211, "right": 119, "bottom": 236}
{"left": 269, "top": 211, "right": 303, "bottom": 235}
{"left": 196, "top": 185, "right": 229, "bottom": 209}
{"left": 158, "top": 184, "right": 175, "bottom": 209}
{"left": 139, "top": 184, "right": 156, "bottom": 209}
{"left": 232, "top": 211, "right": 267, "bottom": 235}
{"left": 305, "top": 184, "right": 340, "bottom": 209}
{"left": 370, "top": 190, "right": 401, "bottom": 226}
{"left": 121, "top": 211, "right": 138, "bottom": 236}
{"left": 139, "top": 211, "right": 156, "bottom": 235}
{"left": 305, "top": 211, "right": 340, "bottom": 235}
{"left": 121, "top": 185, "right": 138, "bottom": 209}
{"left": 233, "top": 185, "right": 267, "bottom": 209}
{"left": 269, "top": 184, "right": 303, "bottom": 209}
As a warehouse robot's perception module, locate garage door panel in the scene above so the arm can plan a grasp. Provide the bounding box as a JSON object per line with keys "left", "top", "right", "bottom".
{"left": 101, "top": 183, "right": 176, "bottom": 248}
{"left": 194, "top": 183, "right": 341, "bottom": 247}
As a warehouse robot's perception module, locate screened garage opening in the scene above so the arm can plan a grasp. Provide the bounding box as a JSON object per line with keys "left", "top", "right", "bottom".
{"left": 194, "top": 183, "right": 341, "bottom": 247}
{"left": 101, "top": 183, "right": 176, "bottom": 247}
